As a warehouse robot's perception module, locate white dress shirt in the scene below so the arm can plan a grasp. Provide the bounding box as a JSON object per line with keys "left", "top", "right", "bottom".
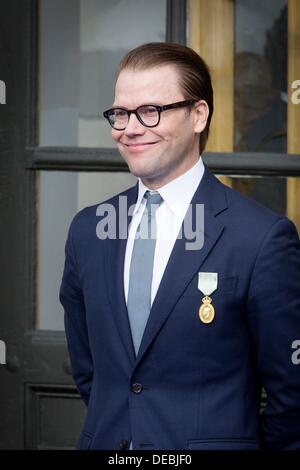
{"left": 124, "top": 157, "right": 205, "bottom": 306}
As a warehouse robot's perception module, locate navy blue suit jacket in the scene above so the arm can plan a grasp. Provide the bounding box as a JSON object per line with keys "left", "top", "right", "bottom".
{"left": 60, "top": 166, "right": 300, "bottom": 450}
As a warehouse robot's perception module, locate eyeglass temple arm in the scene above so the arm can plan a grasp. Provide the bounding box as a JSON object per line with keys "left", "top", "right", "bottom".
{"left": 161, "top": 100, "right": 196, "bottom": 111}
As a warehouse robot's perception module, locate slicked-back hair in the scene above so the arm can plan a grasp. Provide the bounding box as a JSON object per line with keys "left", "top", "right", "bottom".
{"left": 117, "top": 42, "right": 214, "bottom": 155}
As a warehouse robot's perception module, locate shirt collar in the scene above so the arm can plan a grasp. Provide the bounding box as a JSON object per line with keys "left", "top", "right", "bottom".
{"left": 134, "top": 156, "right": 205, "bottom": 218}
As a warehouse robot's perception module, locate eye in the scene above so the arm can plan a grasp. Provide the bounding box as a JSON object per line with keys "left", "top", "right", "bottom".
{"left": 113, "top": 109, "right": 127, "bottom": 119}
{"left": 139, "top": 105, "right": 158, "bottom": 117}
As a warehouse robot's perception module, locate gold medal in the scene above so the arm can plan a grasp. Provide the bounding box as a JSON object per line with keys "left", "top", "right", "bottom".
{"left": 199, "top": 295, "right": 215, "bottom": 324}
{"left": 198, "top": 273, "right": 218, "bottom": 324}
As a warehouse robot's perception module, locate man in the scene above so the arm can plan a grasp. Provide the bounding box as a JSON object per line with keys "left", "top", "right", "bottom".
{"left": 60, "top": 43, "right": 300, "bottom": 450}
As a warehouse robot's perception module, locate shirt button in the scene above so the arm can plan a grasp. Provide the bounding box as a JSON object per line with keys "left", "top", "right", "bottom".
{"left": 131, "top": 382, "right": 143, "bottom": 393}
{"left": 119, "top": 439, "right": 127, "bottom": 450}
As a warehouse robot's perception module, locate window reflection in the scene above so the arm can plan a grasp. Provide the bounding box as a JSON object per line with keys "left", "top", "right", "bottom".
{"left": 231, "top": 176, "right": 286, "bottom": 215}
{"left": 37, "top": 171, "right": 136, "bottom": 330}
{"left": 219, "top": 175, "right": 299, "bottom": 231}
{"left": 234, "top": 0, "right": 287, "bottom": 153}
{"left": 39, "top": 0, "right": 166, "bottom": 147}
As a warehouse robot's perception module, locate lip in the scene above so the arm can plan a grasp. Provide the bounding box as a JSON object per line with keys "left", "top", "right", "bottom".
{"left": 122, "top": 142, "right": 159, "bottom": 151}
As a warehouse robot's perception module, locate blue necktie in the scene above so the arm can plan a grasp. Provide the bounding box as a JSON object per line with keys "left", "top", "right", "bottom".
{"left": 127, "top": 190, "right": 163, "bottom": 356}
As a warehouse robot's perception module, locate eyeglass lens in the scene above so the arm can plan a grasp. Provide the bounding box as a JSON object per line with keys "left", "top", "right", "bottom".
{"left": 109, "top": 105, "right": 159, "bottom": 129}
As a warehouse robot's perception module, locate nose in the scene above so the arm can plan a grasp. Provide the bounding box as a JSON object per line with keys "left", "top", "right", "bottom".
{"left": 123, "top": 112, "right": 145, "bottom": 136}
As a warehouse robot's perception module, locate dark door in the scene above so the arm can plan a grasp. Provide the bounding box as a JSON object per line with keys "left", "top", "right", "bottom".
{"left": 0, "top": 0, "right": 185, "bottom": 449}
{"left": 0, "top": 2, "right": 87, "bottom": 449}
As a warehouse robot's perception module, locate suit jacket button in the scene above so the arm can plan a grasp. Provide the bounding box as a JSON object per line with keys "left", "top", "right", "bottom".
{"left": 132, "top": 382, "right": 143, "bottom": 393}
{"left": 119, "top": 439, "right": 127, "bottom": 450}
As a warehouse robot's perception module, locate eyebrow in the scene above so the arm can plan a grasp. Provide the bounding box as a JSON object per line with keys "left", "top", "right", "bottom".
{"left": 110, "top": 103, "right": 164, "bottom": 109}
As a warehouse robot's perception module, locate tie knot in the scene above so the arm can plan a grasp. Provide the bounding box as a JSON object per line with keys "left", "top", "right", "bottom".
{"left": 144, "top": 190, "right": 163, "bottom": 208}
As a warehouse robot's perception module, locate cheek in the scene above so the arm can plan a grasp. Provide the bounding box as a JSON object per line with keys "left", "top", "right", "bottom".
{"left": 111, "top": 130, "right": 122, "bottom": 142}
{"left": 160, "top": 122, "right": 186, "bottom": 145}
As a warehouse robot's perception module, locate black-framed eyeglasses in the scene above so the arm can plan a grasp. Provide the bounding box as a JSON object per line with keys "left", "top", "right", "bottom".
{"left": 103, "top": 100, "right": 196, "bottom": 130}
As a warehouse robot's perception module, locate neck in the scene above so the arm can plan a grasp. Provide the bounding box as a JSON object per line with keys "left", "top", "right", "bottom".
{"left": 141, "top": 155, "right": 200, "bottom": 190}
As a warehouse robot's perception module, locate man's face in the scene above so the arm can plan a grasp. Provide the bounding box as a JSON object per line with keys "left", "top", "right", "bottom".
{"left": 112, "top": 65, "right": 208, "bottom": 189}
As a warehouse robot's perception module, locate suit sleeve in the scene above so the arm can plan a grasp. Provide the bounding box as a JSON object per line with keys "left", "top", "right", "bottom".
{"left": 247, "top": 217, "right": 300, "bottom": 449}
{"left": 59, "top": 218, "right": 93, "bottom": 406}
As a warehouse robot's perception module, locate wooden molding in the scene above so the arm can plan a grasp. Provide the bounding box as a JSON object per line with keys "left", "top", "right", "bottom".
{"left": 287, "top": 0, "right": 300, "bottom": 233}
{"left": 188, "top": 0, "right": 234, "bottom": 153}
{"left": 188, "top": 0, "right": 234, "bottom": 187}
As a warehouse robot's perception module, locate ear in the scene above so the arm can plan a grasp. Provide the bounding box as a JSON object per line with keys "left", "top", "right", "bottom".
{"left": 193, "top": 100, "right": 209, "bottom": 134}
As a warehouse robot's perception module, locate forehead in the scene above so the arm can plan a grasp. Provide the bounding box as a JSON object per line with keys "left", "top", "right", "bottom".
{"left": 114, "top": 64, "right": 183, "bottom": 106}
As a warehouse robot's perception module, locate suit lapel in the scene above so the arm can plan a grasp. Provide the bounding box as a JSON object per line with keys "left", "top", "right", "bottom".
{"left": 104, "top": 183, "right": 138, "bottom": 365}
{"left": 134, "top": 167, "right": 228, "bottom": 367}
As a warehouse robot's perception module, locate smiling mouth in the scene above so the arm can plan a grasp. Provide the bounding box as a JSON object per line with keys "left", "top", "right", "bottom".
{"left": 124, "top": 142, "right": 159, "bottom": 148}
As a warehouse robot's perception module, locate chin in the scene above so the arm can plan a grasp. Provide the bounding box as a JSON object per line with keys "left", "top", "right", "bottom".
{"left": 126, "top": 160, "right": 156, "bottom": 178}
{"left": 129, "top": 167, "right": 153, "bottom": 179}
